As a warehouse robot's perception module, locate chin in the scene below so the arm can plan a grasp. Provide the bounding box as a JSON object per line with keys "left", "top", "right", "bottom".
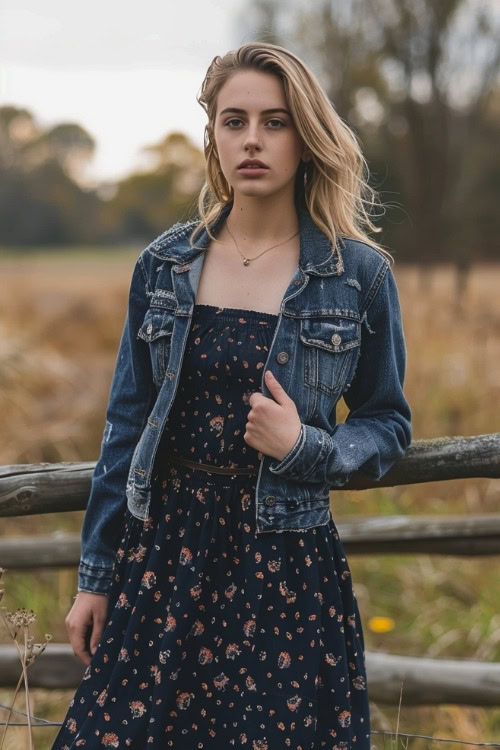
{"left": 233, "top": 184, "right": 281, "bottom": 200}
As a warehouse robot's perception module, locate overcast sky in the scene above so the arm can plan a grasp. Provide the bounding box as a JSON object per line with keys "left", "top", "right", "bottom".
{"left": 0, "top": 0, "right": 250, "bottom": 186}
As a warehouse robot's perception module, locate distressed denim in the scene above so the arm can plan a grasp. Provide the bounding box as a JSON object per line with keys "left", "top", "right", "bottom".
{"left": 79, "top": 200, "right": 412, "bottom": 593}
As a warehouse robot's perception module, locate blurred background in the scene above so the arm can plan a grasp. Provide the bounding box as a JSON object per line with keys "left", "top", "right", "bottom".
{"left": 1, "top": 0, "right": 500, "bottom": 747}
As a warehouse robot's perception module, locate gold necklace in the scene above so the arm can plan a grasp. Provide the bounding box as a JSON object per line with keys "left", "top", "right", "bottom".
{"left": 225, "top": 221, "right": 299, "bottom": 266}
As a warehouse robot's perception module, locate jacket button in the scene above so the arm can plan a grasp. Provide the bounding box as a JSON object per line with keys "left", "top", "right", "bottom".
{"left": 276, "top": 351, "right": 289, "bottom": 364}
{"left": 264, "top": 495, "right": 276, "bottom": 506}
{"left": 331, "top": 333, "right": 342, "bottom": 345}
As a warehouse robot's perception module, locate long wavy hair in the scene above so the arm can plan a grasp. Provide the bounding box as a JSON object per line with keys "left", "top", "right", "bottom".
{"left": 189, "top": 41, "right": 392, "bottom": 263}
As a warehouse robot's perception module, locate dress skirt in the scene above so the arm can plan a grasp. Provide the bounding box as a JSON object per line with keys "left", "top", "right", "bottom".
{"left": 52, "top": 304, "right": 371, "bottom": 749}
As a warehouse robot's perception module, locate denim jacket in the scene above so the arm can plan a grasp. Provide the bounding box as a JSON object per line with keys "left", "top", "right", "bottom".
{"left": 79, "top": 200, "right": 412, "bottom": 593}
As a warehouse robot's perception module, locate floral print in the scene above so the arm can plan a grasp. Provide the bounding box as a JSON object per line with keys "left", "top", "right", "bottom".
{"left": 52, "top": 304, "right": 370, "bottom": 749}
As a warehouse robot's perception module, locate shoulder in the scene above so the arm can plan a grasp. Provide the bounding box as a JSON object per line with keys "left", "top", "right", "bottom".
{"left": 144, "top": 219, "right": 200, "bottom": 259}
{"left": 130, "top": 218, "right": 201, "bottom": 282}
{"left": 339, "top": 235, "right": 392, "bottom": 310}
{"left": 340, "top": 235, "right": 390, "bottom": 272}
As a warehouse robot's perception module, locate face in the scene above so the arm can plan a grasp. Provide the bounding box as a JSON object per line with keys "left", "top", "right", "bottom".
{"left": 212, "top": 69, "right": 307, "bottom": 200}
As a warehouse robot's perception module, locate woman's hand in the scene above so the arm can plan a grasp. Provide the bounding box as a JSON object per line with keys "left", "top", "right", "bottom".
{"left": 244, "top": 370, "right": 302, "bottom": 462}
{"left": 65, "top": 591, "right": 109, "bottom": 666}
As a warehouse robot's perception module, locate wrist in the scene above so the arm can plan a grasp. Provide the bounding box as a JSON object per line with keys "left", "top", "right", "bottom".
{"left": 271, "top": 423, "right": 304, "bottom": 468}
{"left": 76, "top": 590, "right": 109, "bottom": 598}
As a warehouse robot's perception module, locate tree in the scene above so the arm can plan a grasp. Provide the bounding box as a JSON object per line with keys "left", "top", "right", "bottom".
{"left": 106, "top": 132, "right": 205, "bottom": 241}
{"left": 0, "top": 106, "right": 102, "bottom": 245}
{"left": 236, "top": 0, "right": 500, "bottom": 292}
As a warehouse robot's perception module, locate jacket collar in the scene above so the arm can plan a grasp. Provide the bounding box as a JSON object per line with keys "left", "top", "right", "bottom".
{"left": 147, "top": 200, "right": 345, "bottom": 277}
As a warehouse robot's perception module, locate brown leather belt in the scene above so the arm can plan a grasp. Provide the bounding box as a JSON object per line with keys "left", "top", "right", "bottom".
{"left": 164, "top": 452, "right": 258, "bottom": 476}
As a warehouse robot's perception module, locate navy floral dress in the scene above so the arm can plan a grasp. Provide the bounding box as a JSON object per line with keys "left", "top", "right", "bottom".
{"left": 53, "top": 304, "right": 371, "bottom": 749}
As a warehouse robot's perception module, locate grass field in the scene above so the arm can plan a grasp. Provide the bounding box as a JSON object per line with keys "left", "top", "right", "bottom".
{"left": 0, "top": 249, "right": 499, "bottom": 748}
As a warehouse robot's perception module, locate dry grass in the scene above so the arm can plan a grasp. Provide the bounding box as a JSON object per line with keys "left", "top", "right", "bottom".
{"left": 0, "top": 569, "right": 51, "bottom": 750}
{"left": 0, "top": 250, "right": 499, "bottom": 747}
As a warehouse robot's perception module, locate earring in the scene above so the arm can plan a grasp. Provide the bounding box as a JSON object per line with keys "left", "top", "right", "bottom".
{"left": 303, "top": 159, "right": 313, "bottom": 188}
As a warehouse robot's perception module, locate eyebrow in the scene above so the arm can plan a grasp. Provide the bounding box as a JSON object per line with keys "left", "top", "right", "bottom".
{"left": 219, "top": 107, "right": 291, "bottom": 117}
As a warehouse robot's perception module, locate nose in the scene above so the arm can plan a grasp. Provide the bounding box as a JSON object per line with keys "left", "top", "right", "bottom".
{"left": 243, "top": 122, "right": 262, "bottom": 152}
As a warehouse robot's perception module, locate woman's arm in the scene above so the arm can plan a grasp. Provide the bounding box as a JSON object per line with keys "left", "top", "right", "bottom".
{"left": 78, "top": 251, "right": 156, "bottom": 594}
{"left": 269, "top": 263, "right": 412, "bottom": 486}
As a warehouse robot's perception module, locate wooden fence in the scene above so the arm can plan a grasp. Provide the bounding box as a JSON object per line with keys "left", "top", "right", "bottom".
{"left": 1, "top": 431, "right": 499, "bottom": 707}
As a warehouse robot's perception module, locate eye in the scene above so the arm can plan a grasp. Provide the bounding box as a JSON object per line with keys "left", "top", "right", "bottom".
{"left": 223, "top": 118, "right": 287, "bottom": 128}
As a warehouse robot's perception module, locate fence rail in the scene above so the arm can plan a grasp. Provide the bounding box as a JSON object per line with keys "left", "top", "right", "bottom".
{"left": 1, "top": 432, "right": 499, "bottom": 518}
{"left": 0, "top": 645, "right": 498, "bottom": 706}
{"left": 1, "top": 513, "right": 500, "bottom": 569}
{"left": 1, "top": 431, "right": 499, "bottom": 705}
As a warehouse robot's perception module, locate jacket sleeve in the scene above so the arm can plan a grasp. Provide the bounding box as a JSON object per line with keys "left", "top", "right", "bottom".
{"left": 268, "top": 262, "right": 412, "bottom": 487}
{"left": 78, "top": 252, "right": 156, "bottom": 594}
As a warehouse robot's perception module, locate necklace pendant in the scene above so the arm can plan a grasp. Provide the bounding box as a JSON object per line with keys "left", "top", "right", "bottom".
{"left": 243, "top": 258, "right": 250, "bottom": 266}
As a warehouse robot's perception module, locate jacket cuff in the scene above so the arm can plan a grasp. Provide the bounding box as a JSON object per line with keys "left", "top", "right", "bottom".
{"left": 268, "top": 422, "right": 328, "bottom": 480}
{"left": 268, "top": 423, "right": 305, "bottom": 474}
{"left": 268, "top": 422, "right": 327, "bottom": 478}
{"left": 268, "top": 422, "right": 358, "bottom": 487}
{"left": 78, "top": 561, "right": 114, "bottom": 595}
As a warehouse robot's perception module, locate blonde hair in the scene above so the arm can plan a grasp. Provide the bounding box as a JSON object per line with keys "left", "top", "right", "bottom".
{"left": 190, "top": 41, "right": 393, "bottom": 263}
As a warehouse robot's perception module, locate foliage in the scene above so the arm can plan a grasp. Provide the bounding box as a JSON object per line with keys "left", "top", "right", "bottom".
{"left": 0, "top": 569, "right": 52, "bottom": 749}
{"left": 0, "top": 109, "right": 204, "bottom": 247}
{"left": 236, "top": 0, "right": 500, "bottom": 265}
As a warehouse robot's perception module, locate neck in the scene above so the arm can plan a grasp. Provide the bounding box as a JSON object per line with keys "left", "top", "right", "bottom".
{"left": 224, "top": 192, "right": 299, "bottom": 245}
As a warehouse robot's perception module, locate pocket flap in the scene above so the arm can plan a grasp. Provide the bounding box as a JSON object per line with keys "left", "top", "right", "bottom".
{"left": 137, "top": 309, "right": 174, "bottom": 343}
{"left": 300, "top": 316, "right": 360, "bottom": 353}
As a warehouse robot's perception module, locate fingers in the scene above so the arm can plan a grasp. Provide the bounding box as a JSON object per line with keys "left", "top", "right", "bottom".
{"left": 66, "top": 611, "right": 91, "bottom": 666}
{"left": 65, "top": 593, "right": 109, "bottom": 667}
{"left": 90, "top": 607, "right": 107, "bottom": 656}
{"left": 248, "top": 391, "right": 265, "bottom": 408}
{"left": 265, "top": 370, "right": 289, "bottom": 402}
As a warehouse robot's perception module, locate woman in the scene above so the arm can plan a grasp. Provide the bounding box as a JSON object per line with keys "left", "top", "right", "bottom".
{"left": 53, "top": 42, "right": 411, "bottom": 749}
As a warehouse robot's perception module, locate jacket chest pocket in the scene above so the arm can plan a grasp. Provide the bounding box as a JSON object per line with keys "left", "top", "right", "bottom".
{"left": 137, "top": 306, "right": 176, "bottom": 388}
{"left": 300, "top": 315, "right": 361, "bottom": 398}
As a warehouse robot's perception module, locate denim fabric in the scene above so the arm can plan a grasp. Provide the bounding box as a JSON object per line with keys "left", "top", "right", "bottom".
{"left": 79, "top": 200, "right": 412, "bottom": 593}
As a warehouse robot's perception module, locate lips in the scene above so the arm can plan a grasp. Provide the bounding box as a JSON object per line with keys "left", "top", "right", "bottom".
{"left": 238, "top": 159, "right": 269, "bottom": 169}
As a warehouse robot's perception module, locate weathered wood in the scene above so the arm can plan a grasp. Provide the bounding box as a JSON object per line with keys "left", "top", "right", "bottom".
{"left": 0, "top": 644, "right": 86, "bottom": 690}
{"left": 0, "top": 461, "right": 95, "bottom": 517}
{"left": 336, "top": 513, "right": 500, "bottom": 556}
{"left": 350, "top": 431, "right": 500, "bottom": 489}
{"left": 0, "top": 533, "right": 81, "bottom": 568}
{"left": 2, "top": 513, "right": 500, "bottom": 569}
{"left": 0, "top": 644, "right": 498, "bottom": 705}
{"left": 366, "top": 651, "right": 500, "bottom": 706}
{"left": 1, "top": 433, "right": 499, "bottom": 518}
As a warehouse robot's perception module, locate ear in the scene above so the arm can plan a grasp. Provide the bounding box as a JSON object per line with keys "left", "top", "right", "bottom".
{"left": 302, "top": 149, "right": 312, "bottom": 162}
